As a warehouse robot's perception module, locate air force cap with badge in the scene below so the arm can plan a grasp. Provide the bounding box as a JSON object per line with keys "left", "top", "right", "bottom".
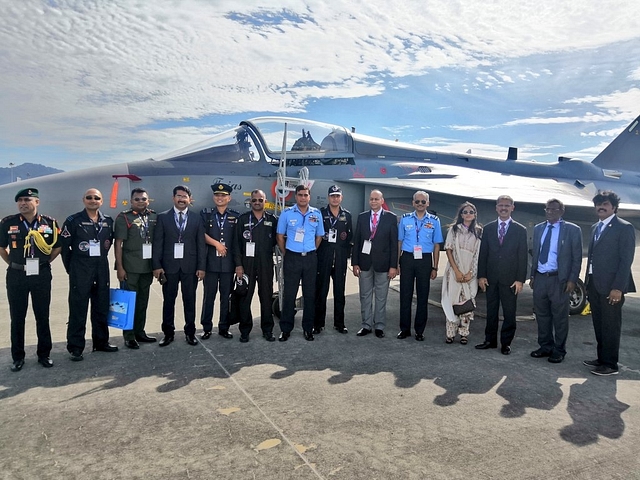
{"left": 328, "top": 185, "right": 342, "bottom": 196}
{"left": 211, "top": 183, "right": 233, "bottom": 195}
{"left": 15, "top": 188, "right": 39, "bottom": 202}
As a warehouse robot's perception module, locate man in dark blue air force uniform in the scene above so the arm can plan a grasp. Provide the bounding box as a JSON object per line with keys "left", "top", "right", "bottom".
{"left": 0, "top": 188, "right": 61, "bottom": 372}
{"left": 61, "top": 188, "right": 117, "bottom": 361}
{"left": 200, "top": 182, "right": 241, "bottom": 340}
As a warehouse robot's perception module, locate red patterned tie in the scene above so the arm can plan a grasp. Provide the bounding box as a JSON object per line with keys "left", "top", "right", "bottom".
{"left": 498, "top": 221, "right": 506, "bottom": 245}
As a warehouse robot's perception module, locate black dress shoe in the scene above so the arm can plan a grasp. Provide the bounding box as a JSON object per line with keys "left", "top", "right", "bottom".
{"left": 312, "top": 327, "right": 323, "bottom": 334}
{"left": 548, "top": 354, "right": 564, "bottom": 363}
{"left": 475, "top": 341, "right": 497, "bottom": 349}
{"left": 125, "top": 339, "right": 140, "bottom": 349}
{"left": 69, "top": 351, "right": 84, "bottom": 361}
{"left": 218, "top": 330, "right": 233, "bottom": 339}
{"left": 501, "top": 345, "right": 511, "bottom": 355}
{"left": 396, "top": 331, "right": 411, "bottom": 339}
{"left": 278, "top": 332, "right": 290, "bottom": 342}
{"left": 375, "top": 329, "right": 385, "bottom": 338}
{"left": 201, "top": 331, "right": 212, "bottom": 340}
{"left": 135, "top": 333, "right": 157, "bottom": 343}
{"left": 334, "top": 326, "right": 348, "bottom": 334}
{"left": 240, "top": 335, "right": 249, "bottom": 343}
{"left": 159, "top": 335, "right": 174, "bottom": 347}
{"left": 185, "top": 334, "right": 198, "bottom": 346}
{"left": 263, "top": 332, "right": 276, "bottom": 342}
{"left": 10, "top": 359, "right": 25, "bottom": 372}
{"left": 530, "top": 349, "right": 551, "bottom": 358}
{"left": 303, "top": 331, "right": 315, "bottom": 341}
{"left": 415, "top": 334, "right": 425, "bottom": 341}
{"left": 356, "top": 328, "right": 372, "bottom": 336}
{"left": 93, "top": 343, "right": 119, "bottom": 352}
{"left": 38, "top": 357, "right": 54, "bottom": 368}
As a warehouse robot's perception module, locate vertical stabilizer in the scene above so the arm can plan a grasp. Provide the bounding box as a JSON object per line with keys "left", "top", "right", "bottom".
{"left": 591, "top": 115, "right": 640, "bottom": 171}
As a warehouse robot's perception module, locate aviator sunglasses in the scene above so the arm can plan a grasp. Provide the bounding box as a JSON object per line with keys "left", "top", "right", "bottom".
{"left": 85, "top": 195, "right": 101, "bottom": 201}
{"left": 414, "top": 199, "right": 427, "bottom": 204}
{"left": 251, "top": 198, "right": 265, "bottom": 203}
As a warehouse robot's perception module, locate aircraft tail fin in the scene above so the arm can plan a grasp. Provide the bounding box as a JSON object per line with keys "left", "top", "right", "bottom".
{"left": 591, "top": 115, "right": 640, "bottom": 171}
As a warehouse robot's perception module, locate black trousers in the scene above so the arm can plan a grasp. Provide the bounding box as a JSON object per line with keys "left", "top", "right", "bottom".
{"left": 200, "top": 272, "right": 234, "bottom": 332}
{"left": 399, "top": 253, "right": 432, "bottom": 335}
{"left": 162, "top": 270, "right": 198, "bottom": 337}
{"left": 67, "top": 264, "right": 110, "bottom": 354}
{"left": 532, "top": 273, "right": 570, "bottom": 356}
{"left": 120, "top": 272, "right": 153, "bottom": 341}
{"left": 484, "top": 282, "right": 518, "bottom": 346}
{"left": 587, "top": 279, "right": 623, "bottom": 369}
{"left": 281, "top": 251, "right": 316, "bottom": 334}
{"left": 7, "top": 267, "right": 53, "bottom": 361}
{"left": 314, "top": 246, "right": 348, "bottom": 329}
{"left": 238, "top": 260, "right": 274, "bottom": 336}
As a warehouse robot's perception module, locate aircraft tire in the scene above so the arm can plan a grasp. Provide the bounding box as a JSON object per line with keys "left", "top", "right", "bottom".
{"left": 569, "top": 279, "right": 587, "bottom": 315}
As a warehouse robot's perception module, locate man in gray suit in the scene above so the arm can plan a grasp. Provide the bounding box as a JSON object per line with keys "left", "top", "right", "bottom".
{"left": 584, "top": 190, "right": 635, "bottom": 376}
{"left": 529, "top": 199, "right": 582, "bottom": 364}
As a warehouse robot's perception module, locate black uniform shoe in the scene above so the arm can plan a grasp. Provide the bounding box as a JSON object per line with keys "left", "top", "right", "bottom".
{"left": 475, "top": 341, "right": 497, "bottom": 349}
{"left": 38, "top": 357, "right": 54, "bottom": 368}
{"left": 159, "top": 336, "right": 174, "bottom": 347}
{"left": 303, "top": 331, "right": 315, "bottom": 341}
{"left": 415, "top": 334, "right": 425, "bottom": 341}
{"left": 185, "top": 334, "right": 198, "bottom": 345}
{"left": 239, "top": 335, "right": 249, "bottom": 343}
{"left": 278, "top": 332, "right": 290, "bottom": 342}
{"left": 263, "top": 332, "right": 276, "bottom": 342}
{"left": 501, "top": 345, "right": 511, "bottom": 355}
{"left": 10, "top": 359, "right": 25, "bottom": 372}
{"left": 334, "top": 326, "right": 348, "bottom": 334}
{"left": 70, "top": 351, "right": 84, "bottom": 362}
{"left": 312, "top": 327, "right": 324, "bottom": 334}
{"left": 125, "top": 340, "right": 140, "bottom": 349}
{"left": 375, "top": 329, "right": 385, "bottom": 338}
{"left": 530, "top": 349, "right": 551, "bottom": 358}
{"left": 93, "top": 343, "right": 119, "bottom": 352}
{"left": 200, "top": 331, "right": 212, "bottom": 340}
{"left": 135, "top": 333, "right": 157, "bottom": 343}
{"left": 218, "top": 330, "right": 233, "bottom": 339}
{"left": 548, "top": 354, "right": 564, "bottom": 363}
{"left": 396, "top": 331, "right": 411, "bottom": 339}
{"left": 356, "top": 328, "right": 372, "bottom": 336}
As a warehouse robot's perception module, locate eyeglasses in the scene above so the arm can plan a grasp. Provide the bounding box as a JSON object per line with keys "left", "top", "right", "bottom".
{"left": 85, "top": 195, "right": 101, "bottom": 201}
{"left": 461, "top": 210, "right": 476, "bottom": 215}
{"left": 133, "top": 197, "right": 148, "bottom": 202}
{"left": 414, "top": 200, "right": 427, "bottom": 204}
{"left": 544, "top": 208, "right": 561, "bottom": 212}
{"left": 251, "top": 198, "right": 264, "bottom": 203}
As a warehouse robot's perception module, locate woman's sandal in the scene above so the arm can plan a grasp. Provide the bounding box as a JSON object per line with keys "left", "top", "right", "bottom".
{"left": 446, "top": 337, "right": 454, "bottom": 344}
{"left": 460, "top": 336, "right": 468, "bottom": 345}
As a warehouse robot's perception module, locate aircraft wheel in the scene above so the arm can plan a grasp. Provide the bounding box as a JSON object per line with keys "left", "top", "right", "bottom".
{"left": 569, "top": 279, "right": 587, "bottom": 315}
{"left": 272, "top": 294, "right": 281, "bottom": 320}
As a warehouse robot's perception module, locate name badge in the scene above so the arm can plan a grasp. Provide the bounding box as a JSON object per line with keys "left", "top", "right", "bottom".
{"left": 413, "top": 245, "right": 423, "bottom": 260}
{"left": 174, "top": 243, "right": 184, "bottom": 259}
{"left": 246, "top": 242, "right": 255, "bottom": 257}
{"left": 26, "top": 258, "right": 40, "bottom": 276}
{"left": 89, "top": 240, "right": 100, "bottom": 257}
{"left": 362, "top": 240, "right": 372, "bottom": 255}
{"left": 294, "top": 228, "right": 305, "bottom": 242}
{"left": 142, "top": 243, "right": 152, "bottom": 259}
{"left": 328, "top": 229, "right": 337, "bottom": 243}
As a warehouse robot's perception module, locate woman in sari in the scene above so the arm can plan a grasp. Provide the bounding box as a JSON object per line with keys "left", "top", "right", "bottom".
{"left": 441, "top": 202, "right": 482, "bottom": 344}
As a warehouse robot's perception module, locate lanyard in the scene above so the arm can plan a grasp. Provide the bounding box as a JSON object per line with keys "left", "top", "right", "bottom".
{"left": 248, "top": 215, "right": 264, "bottom": 242}
{"left": 22, "top": 218, "right": 38, "bottom": 257}
{"left": 174, "top": 211, "right": 186, "bottom": 241}
{"left": 414, "top": 216, "right": 427, "bottom": 243}
{"left": 328, "top": 210, "right": 339, "bottom": 230}
{"left": 136, "top": 212, "right": 150, "bottom": 241}
{"left": 216, "top": 211, "right": 228, "bottom": 231}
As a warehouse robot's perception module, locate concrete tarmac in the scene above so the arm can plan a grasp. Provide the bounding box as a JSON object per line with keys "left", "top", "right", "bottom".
{"left": 1, "top": 253, "right": 640, "bottom": 479}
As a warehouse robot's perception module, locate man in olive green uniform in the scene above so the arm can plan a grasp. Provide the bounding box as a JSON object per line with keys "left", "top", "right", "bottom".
{"left": 114, "top": 188, "right": 158, "bottom": 349}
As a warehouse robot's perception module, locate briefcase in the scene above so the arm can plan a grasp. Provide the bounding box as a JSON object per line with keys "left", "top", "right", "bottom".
{"left": 108, "top": 288, "right": 137, "bottom": 330}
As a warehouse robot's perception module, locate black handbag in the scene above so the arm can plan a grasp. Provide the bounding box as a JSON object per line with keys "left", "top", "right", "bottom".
{"left": 453, "top": 299, "right": 475, "bottom": 316}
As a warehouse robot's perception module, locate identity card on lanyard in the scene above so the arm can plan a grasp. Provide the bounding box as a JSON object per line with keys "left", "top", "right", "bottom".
{"left": 89, "top": 240, "right": 100, "bottom": 256}
{"left": 174, "top": 210, "right": 185, "bottom": 258}
{"left": 143, "top": 243, "right": 152, "bottom": 259}
{"left": 174, "top": 243, "right": 184, "bottom": 259}
{"left": 26, "top": 258, "right": 39, "bottom": 276}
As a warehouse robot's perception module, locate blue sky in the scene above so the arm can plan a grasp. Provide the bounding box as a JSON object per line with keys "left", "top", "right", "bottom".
{"left": 1, "top": 1, "right": 639, "bottom": 171}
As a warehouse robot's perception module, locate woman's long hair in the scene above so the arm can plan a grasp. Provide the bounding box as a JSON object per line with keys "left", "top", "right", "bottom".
{"left": 450, "top": 201, "right": 482, "bottom": 239}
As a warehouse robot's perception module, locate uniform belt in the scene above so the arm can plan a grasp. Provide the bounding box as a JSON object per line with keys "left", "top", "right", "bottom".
{"left": 286, "top": 249, "right": 316, "bottom": 257}
{"left": 10, "top": 261, "right": 50, "bottom": 271}
{"left": 402, "top": 251, "right": 432, "bottom": 258}
{"left": 536, "top": 270, "right": 558, "bottom": 276}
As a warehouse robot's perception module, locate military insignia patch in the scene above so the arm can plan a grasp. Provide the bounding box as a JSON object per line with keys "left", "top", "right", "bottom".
{"left": 61, "top": 226, "right": 71, "bottom": 238}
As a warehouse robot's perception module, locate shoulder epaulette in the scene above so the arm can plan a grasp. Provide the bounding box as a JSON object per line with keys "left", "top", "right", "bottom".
{"left": 402, "top": 212, "right": 412, "bottom": 218}
{"left": 40, "top": 214, "right": 57, "bottom": 223}
{"left": 201, "top": 207, "right": 213, "bottom": 214}
{"left": 120, "top": 208, "right": 134, "bottom": 215}
{"left": 1, "top": 213, "right": 20, "bottom": 223}
{"left": 228, "top": 209, "right": 240, "bottom": 216}
{"left": 66, "top": 212, "right": 81, "bottom": 222}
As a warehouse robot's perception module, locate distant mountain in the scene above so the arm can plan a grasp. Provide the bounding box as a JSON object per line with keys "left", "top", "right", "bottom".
{"left": 0, "top": 163, "right": 64, "bottom": 185}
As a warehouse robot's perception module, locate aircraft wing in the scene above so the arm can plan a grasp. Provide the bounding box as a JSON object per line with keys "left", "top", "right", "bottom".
{"left": 344, "top": 164, "right": 601, "bottom": 208}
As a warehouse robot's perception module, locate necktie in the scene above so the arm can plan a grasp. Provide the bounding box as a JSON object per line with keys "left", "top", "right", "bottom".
{"left": 498, "top": 221, "right": 506, "bottom": 245}
{"left": 594, "top": 221, "right": 604, "bottom": 241}
{"left": 539, "top": 224, "right": 554, "bottom": 265}
{"left": 178, "top": 211, "right": 185, "bottom": 229}
{"left": 371, "top": 211, "right": 378, "bottom": 238}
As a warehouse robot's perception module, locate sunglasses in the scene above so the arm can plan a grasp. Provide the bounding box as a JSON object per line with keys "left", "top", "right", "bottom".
{"left": 85, "top": 195, "right": 101, "bottom": 201}
{"left": 133, "top": 197, "right": 148, "bottom": 202}
{"left": 251, "top": 198, "right": 265, "bottom": 203}
{"left": 461, "top": 210, "right": 476, "bottom": 215}
{"left": 414, "top": 200, "right": 427, "bottom": 204}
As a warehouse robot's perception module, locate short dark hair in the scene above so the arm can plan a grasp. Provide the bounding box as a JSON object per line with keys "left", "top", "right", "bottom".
{"left": 592, "top": 190, "right": 620, "bottom": 210}
{"left": 295, "top": 184, "right": 310, "bottom": 194}
{"left": 173, "top": 185, "right": 192, "bottom": 197}
{"left": 131, "top": 187, "right": 148, "bottom": 197}
{"left": 546, "top": 198, "right": 564, "bottom": 211}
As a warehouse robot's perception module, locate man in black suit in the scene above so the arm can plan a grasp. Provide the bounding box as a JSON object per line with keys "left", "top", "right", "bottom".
{"left": 351, "top": 189, "right": 398, "bottom": 338}
{"left": 584, "top": 190, "right": 635, "bottom": 376}
{"left": 529, "top": 199, "right": 582, "bottom": 363}
{"left": 476, "top": 195, "right": 528, "bottom": 354}
{"left": 152, "top": 185, "right": 206, "bottom": 347}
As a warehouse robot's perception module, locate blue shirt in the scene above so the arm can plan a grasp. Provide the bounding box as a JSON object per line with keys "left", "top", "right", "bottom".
{"left": 398, "top": 211, "right": 443, "bottom": 253}
{"left": 277, "top": 205, "right": 325, "bottom": 253}
{"left": 537, "top": 220, "right": 561, "bottom": 273}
